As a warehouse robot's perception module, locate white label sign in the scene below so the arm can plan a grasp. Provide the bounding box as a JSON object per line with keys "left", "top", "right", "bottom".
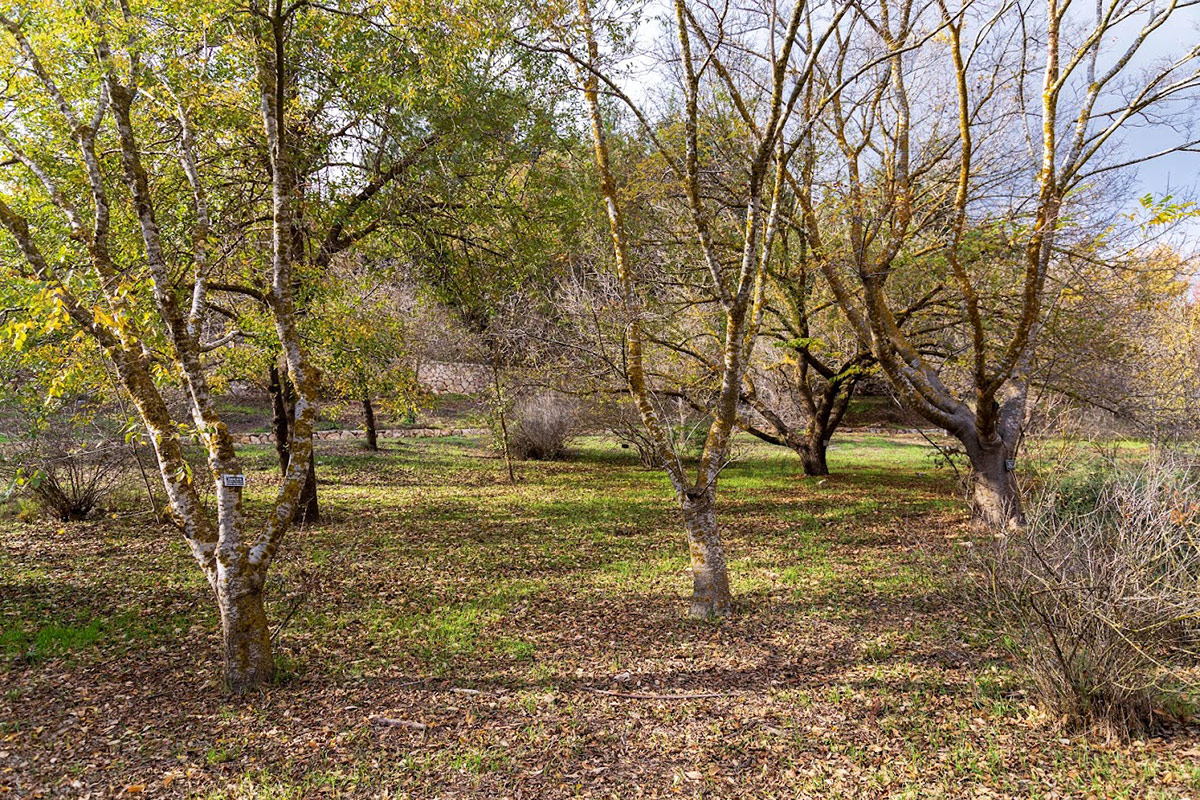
{"left": 222, "top": 474, "right": 246, "bottom": 488}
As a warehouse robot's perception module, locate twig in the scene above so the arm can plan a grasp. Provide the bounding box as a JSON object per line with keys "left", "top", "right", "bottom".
{"left": 270, "top": 591, "right": 307, "bottom": 643}
{"left": 369, "top": 717, "right": 427, "bottom": 731}
{"left": 915, "top": 426, "right": 962, "bottom": 482}
{"left": 584, "top": 687, "right": 726, "bottom": 700}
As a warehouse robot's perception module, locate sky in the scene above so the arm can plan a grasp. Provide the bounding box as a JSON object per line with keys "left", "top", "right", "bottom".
{"left": 609, "top": 0, "right": 1200, "bottom": 249}
{"left": 1118, "top": 15, "right": 1200, "bottom": 244}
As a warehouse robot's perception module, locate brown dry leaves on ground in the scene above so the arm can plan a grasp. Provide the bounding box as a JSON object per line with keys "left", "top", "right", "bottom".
{"left": 0, "top": 434, "right": 1197, "bottom": 798}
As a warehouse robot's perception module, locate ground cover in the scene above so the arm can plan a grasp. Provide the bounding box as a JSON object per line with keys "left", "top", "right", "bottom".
{"left": 1, "top": 434, "right": 1197, "bottom": 797}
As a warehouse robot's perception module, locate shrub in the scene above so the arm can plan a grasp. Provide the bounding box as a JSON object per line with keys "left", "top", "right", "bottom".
{"left": 973, "top": 452, "right": 1200, "bottom": 735}
{"left": 2, "top": 436, "right": 128, "bottom": 522}
{"left": 604, "top": 399, "right": 708, "bottom": 469}
{"left": 605, "top": 402, "right": 661, "bottom": 469}
{"left": 509, "top": 392, "right": 577, "bottom": 461}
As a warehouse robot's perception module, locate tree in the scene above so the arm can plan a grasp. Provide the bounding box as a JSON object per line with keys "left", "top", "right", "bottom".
{"left": 0, "top": 0, "right": 323, "bottom": 691}
{"left": 740, "top": 262, "right": 876, "bottom": 476}
{"left": 802, "top": 0, "right": 1200, "bottom": 527}
{"left": 205, "top": 0, "right": 536, "bottom": 521}
{"left": 1031, "top": 242, "right": 1200, "bottom": 437}
{"left": 545, "top": 0, "right": 845, "bottom": 616}
{"left": 307, "top": 261, "right": 425, "bottom": 450}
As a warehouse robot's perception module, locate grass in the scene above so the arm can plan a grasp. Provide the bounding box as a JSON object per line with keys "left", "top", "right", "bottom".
{"left": 0, "top": 618, "right": 107, "bottom": 662}
{"left": 0, "top": 431, "right": 1196, "bottom": 797}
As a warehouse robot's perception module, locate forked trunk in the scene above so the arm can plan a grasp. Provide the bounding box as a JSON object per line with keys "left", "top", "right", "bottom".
{"left": 217, "top": 576, "right": 274, "bottom": 694}
{"left": 964, "top": 439, "right": 1023, "bottom": 530}
{"left": 771, "top": 374, "right": 854, "bottom": 477}
{"left": 679, "top": 489, "right": 733, "bottom": 618}
{"left": 363, "top": 397, "right": 378, "bottom": 451}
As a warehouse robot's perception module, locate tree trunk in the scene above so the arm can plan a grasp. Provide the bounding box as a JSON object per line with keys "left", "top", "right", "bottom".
{"left": 269, "top": 364, "right": 290, "bottom": 474}
{"left": 363, "top": 397, "right": 378, "bottom": 451}
{"left": 796, "top": 432, "right": 829, "bottom": 477}
{"left": 270, "top": 363, "right": 320, "bottom": 524}
{"left": 217, "top": 577, "right": 274, "bottom": 694}
{"left": 295, "top": 451, "right": 319, "bottom": 524}
{"left": 679, "top": 489, "right": 733, "bottom": 618}
{"left": 963, "top": 437, "right": 1024, "bottom": 529}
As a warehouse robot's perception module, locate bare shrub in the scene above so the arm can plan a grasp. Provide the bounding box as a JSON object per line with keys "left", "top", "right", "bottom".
{"left": 2, "top": 437, "right": 128, "bottom": 522}
{"left": 510, "top": 392, "right": 577, "bottom": 461}
{"left": 603, "top": 399, "right": 710, "bottom": 469}
{"left": 605, "top": 402, "right": 661, "bottom": 469}
{"left": 973, "top": 452, "right": 1200, "bottom": 735}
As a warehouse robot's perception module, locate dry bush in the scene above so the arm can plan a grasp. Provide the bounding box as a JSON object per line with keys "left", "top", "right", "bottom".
{"left": 510, "top": 392, "right": 578, "bottom": 461}
{"left": 602, "top": 399, "right": 709, "bottom": 469}
{"left": 605, "top": 402, "right": 661, "bottom": 469}
{"left": 974, "top": 452, "right": 1200, "bottom": 735}
{"left": 2, "top": 437, "right": 128, "bottom": 522}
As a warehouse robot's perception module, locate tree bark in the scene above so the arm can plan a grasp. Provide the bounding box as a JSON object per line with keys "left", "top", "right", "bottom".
{"left": 797, "top": 433, "right": 829, "bottom": 477}
{"left": 270, "top": 362, "right": 320, "bottom": 524}
{"left": 269, "top": 364, "right": 290, "bottom": 473}
{"left": 296, "top": 451, "right": 319, "bottom": 524}
{"left": 679, "top": 488, "right": 733, "bottom": 618}
{"left": 962, "top": 435, "right": 1023, "bottom": 529}
{"left": 363, "top": 396, "right": 378, "bottom": 450}
{"left": 216, "top": 575, "right": 274, "bottom": 694}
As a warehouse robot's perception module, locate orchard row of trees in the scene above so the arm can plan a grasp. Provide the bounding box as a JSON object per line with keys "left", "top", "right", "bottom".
{"left": 1, "top": 0, "right": 1198, "bottom": 690}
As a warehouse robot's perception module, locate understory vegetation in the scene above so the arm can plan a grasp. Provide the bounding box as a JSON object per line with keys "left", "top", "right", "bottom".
{"left": 2, "top": 435, "right": 1198, "bottom": 797}
{"left": 976, "top": 454, "right": 1200, "bottom": 736}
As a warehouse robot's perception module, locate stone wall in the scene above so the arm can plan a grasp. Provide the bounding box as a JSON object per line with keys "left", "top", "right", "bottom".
{"left": 232, "top": 427, "right": 487, "bottom": 445}
{"left": 417, "top": 361, "right": 491, "bottom": 396}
